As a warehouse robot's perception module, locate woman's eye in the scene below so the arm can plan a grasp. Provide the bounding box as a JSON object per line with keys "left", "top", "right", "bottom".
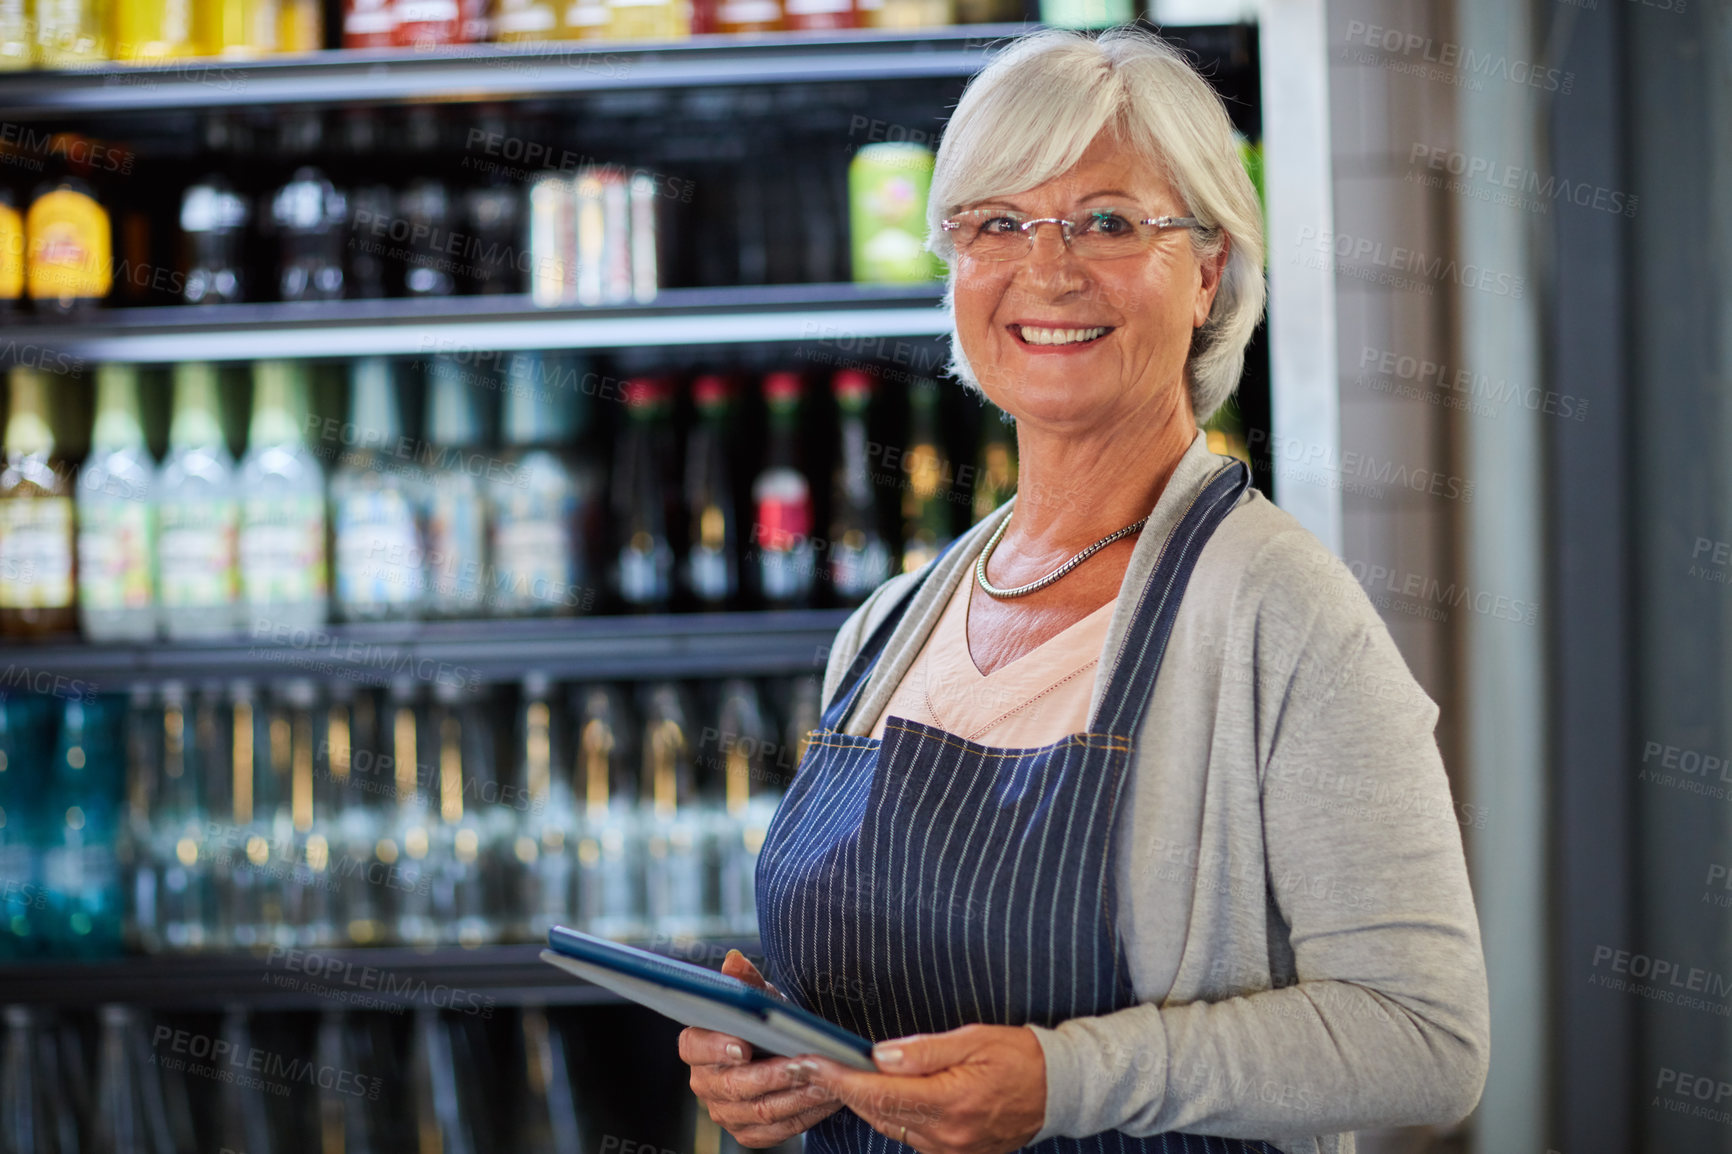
{"left": 1082, "top": 212, "right": 1132, "bottom": 235}
{"left": 978, "top": 215, "right": 1022, "bottom": 235}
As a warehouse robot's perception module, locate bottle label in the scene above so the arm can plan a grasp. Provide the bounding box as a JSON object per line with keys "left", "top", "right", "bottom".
{"left": 493, "top": 517, "right": 573, "bottom": 608}
{"left": 784, "top": 0, "right": 848, "bottom": 14}
{"left": 0, "top": 496, "right": 73, "bottom": 608}
{"left": 0, "top": 200, "right": 21, "bottom": 301}
{"left": 76, "top": 497, "right": 153, "bottom": 610}
{"left": 719, "top": 0, "right": 780, "bottom": 18}
{"left": 157, "top": 501, "right": 238, "bottom": 609}
{"left": 334, "top": 490, "right": 422, "bottom": 608}
{"left": 495, "top": 0, "right": 557, "bottom": 29}
{"left": 240, "top": 494, "right": 329, "bottom": 606}
{"left": 831, "top": 539, "right": 891, "bottom": 598}
{"left": 618, "top": 543, "right": 671, "bottom": 606}
{"left": 687, "top": 546, "right": 732, "bottom": 602}
{"left": 25, "top": 188, "right": 112, "bottom": 303}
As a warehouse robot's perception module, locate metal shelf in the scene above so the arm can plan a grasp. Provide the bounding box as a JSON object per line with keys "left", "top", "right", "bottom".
{"left": 0, "top": 937, "right": 764, "bottom": 1009}
{"left": 1, "top": 608, "right": 853, "bottom": 688}
{"left": 0, "top": 25, "right": 1028, "bottom": 116}
{"left": 4, "top": 283, "right": 950, "bottom": 365}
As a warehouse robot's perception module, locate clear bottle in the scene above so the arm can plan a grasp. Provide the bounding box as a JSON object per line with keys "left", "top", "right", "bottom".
{"left": 33, "top": 0, "right": 109, "bottom": 64}
{"left": 218, "top": 678, "right": 284, "bottom": 951}
{"left": 638, "top": 681, "right": 709, "bottom": 939}
{"left": 42, "top": 693, "right": 126, "bottom": 958}
{"left": 156, "top": 363, "right": 241, "bottom": 640}
{"left": 77, "top": 364, "right": 158, "bottom": 643}
{"left": 512, "top": 672, "right": 574, "bottom": 943}
{"left": 971, "top": 404, "right": 1017, "bottom": 524}
{"left": 271, "top": 167, "right": 347, "bottom": 302}
{"left": 900, "top": 376, "right": 953, "bottom": 573}
{"left": 213, "top": 1009, "right": 275, "bottom": 1154}
{"left": 780, "top": 675, "right": 821, "bottom": 780}
{"left": 328, "top": 684, "right": 390, "bottom": 948}
{"left": 180, "top": 177, "right": 249, "bottom": 305}
{"left": 0, "top": 692, "right": 53, "bottom": 961}
{"left": 488, "top": 353, "right": 596, "bottom": 618}
{"left": 332, "top": 359, "right": 427, "bottom": 623}
{"left": 384, "top": 679, "right": 437, "bottom": 947}
{"left": 710, "top": 678, "right": 777, "bottom": 936}
{"left": 0, "top": 2, "right": 28, "bottom": 69}
{"left": 92, "top": 1004, "right": 167, "bottom": 1154}
{"left": 149, "top": 681, "right": 213, "bottom": 952}
{"left": 751, "top": 372, "right": 815, "bottom": 608}
{"left": 428, "top": 680, "right": 506, "bottom": 948}
{"left": 514, "top": 1007, "right": 583, "bottom": 1154}
{"left": 828, "top": 369, "right": 891, "bottom": 606}
{"left": 274, "top": 679, "right": 337, "bottom": 948}
{"left": 611, "top": 377, "right": 676, "bottom": 612}
{"left": 572, "top": 683, "right": 643, "bottom": 939}
{"left": 425, "top": 359, "right": 489, "bottom": 618}
{"left": 0, "top": 367, "right": 77, "bottom": 639}
{"left": 119, "top": 684, "right": 157, "bottom": 954}
{"left": 683, "top": 375, "right": 739, "bottom": 611}
{"left": 239, "top": 361, "right": 330, "bottom": 633}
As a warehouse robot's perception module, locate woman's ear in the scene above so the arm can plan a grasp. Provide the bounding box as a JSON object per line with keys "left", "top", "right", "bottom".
{"left": 1194, "top": 236, "right": 1230, "bottom": 329}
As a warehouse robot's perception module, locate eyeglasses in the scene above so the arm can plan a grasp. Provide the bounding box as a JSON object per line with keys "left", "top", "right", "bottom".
{"left": 939, "top": 207, "right": 1210, "bottom": 262}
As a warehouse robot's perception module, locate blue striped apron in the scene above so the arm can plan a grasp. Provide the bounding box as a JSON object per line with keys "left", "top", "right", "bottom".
{"left": 756, "top": 460, "right": 1280, "bottom": 1154}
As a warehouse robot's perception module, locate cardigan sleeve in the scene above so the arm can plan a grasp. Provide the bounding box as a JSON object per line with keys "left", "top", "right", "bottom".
{"left": 1026, "top": 535, "right": 1490, "bottom": 1145}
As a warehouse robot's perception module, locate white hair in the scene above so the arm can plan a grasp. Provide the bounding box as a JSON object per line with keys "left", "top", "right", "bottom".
{"left": 924, "top": 26, "right": 1266, "bottom": 424}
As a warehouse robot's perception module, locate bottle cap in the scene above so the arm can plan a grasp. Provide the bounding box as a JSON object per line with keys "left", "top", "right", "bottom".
{"left": 763, "top": 372, "right": 803, "bottom": 403}
{"left": 623, "top": 376, "right": 672, "bottom": 410}
{"left": 692, "top": 374, "right": 733, "bottom": 408}
{"left": 832, "top": 369, "right": 873, "bottom": 401}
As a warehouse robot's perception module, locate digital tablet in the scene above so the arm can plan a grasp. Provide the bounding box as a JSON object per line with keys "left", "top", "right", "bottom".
{"left": 541, "top": 926, "right": 877, "bottom": 1071}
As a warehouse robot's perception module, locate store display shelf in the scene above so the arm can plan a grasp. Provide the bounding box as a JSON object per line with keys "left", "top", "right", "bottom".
{"left": 0, "top": 937, "right": 763, "bottom": 1009}
{"left": 2, "top": 608, "right": 854, "bottom": 687}
{"left": 0, "top": 25, "right": 1029, "bottom": 116}
{"left": 3, "top": 283, "right": 950, "bottom": 365}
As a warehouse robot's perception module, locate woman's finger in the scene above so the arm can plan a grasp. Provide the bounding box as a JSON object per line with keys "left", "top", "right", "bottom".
{"left": 679, "top": 1026, "right": 753, "bottom": 1066}
{"left": 707, "top": 1081, "right": 836, "bottom": 1127}
{"left": 726, "top": 1098, "right": 843, "bottom": 1147}
{"left": 700, "top": 1058, "right": 828, "bottom": 1102}
{"left": 721, "top": 950, "right": 789, "bottom": 1001}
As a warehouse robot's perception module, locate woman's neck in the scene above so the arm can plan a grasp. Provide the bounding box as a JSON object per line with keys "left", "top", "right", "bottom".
{"left": 1005, "top": 398, "right": 1198, "bottom": 560}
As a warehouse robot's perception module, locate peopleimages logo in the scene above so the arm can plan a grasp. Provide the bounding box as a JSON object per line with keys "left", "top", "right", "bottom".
{"left": 1294, "top": 226, "right": 1527, "bottom": 299}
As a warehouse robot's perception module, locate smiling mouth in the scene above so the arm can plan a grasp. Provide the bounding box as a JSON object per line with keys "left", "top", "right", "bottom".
{"left": 1011, "top": 324, "right": 1114, "bottom": 347}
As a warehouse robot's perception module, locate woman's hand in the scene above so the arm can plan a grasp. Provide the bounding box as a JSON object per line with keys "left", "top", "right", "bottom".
{"left": 679, "top": 950, "right": 843, "bottom": 1147}
{"left": 797, "top": 1023, "right": 1046, "bottom": 1154}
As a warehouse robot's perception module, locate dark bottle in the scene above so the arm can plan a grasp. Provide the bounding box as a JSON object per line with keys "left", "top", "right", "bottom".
{"left": 24, "top": 139, "right": 112, "bottom": 320}
{"left": 827, "top": 369, "right": 891, "bottom": 606}
{"left": 270, "top": 167, "right": 347, "bottom": 302}
{"left": 972, "top": 404, "right": 1018, "bottom": 523}
{"left": 610, "top": 377, "right": 677, "bottom": 613}
{"left": 93, "top": 1004, "right": 176, "bottom": 1154}
{"left": 314, "top": 1013, "right": 378, "bottom": 1154}
{"left": 461, "top": 182, "right": 523, "bottom": 295}
{"left": 900, "top": 377, "right": 954, "bottom": 573}
{"left": 513, "top": 1008, "right": 583, "bottom": 1154}
{"left": 398, "top": 178, "right": 456, "bottom": 298}
{"left": 0, "top": 368, "right": 78, "bottom": 639}
{"left": 0, "top": 185, "right": 22, "bottom": 319}
{"left": 682, "top": 374, "right": 739, "bottom": 611}
{"left": 214, "top": 1009, "right": 275, "bottom": 1154}
{"left": 180, "top": 177, "right": 249, "bottom": 305}
{"left": 346, "top": 184, "right": 394, "bottom": 299}
{"left": 751, "top": 372, "right": 815, "bottom": 608}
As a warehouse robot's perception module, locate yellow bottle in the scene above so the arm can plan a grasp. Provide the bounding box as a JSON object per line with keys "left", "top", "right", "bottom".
{"left": 25, "top": 176, "right": 112, "bottom": 316}
{"left": 492, "top": 0, "right": 560, "bottom": 41}
{"left": 193, "top": 0, "right": 278, "bottom": 56}
{"left": 112, "top": 0, "right": 193, "bottom": 61}
{"left": 606, "top": 0, "right": 688, "bottom": 41}
{"left": 276, "top": 0, "right": 321, "bottom": 52}
{"left": 32, "top": 0, "right": 111, "bottom": 66}
{"left": 0, "top": 190, "right": 22, "bottom": 312}
{"left": 0, "top": 0, "right": 31, "bottom": 69}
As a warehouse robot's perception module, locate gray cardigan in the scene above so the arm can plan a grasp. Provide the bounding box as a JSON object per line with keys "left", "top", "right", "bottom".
{"left": 816, "top": 430, "right": 1490, "bottom": 1154}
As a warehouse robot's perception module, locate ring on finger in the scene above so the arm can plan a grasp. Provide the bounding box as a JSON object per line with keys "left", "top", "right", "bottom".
{"left": 899, "top": 1125, "right": 907, "bottom": 1144}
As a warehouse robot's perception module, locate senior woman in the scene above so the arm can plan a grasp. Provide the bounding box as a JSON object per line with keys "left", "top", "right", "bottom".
{"left": 680, "top": 26, "right": 1489, "bottom": 1154}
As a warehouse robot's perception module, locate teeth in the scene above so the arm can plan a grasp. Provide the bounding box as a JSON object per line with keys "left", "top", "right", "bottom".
{"left": 1018, "top": 325, "right": 1109, "bottom": 346}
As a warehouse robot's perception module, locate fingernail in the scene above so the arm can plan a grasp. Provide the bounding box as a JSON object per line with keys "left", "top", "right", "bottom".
{"left": 807, "top": 1084, "right": 828, "bottom": 1100}
{"left": 874, "top": 1045, "right": 903, "bottom": 1067}
{"left": 725, "top": 1043, "right": 744, "bottom": 1061}
{"left": 724, "top": 949, "right": 742, "bottom": 963}
{"left": 794, "top": 1058, "right": 820, "bottom": 1076}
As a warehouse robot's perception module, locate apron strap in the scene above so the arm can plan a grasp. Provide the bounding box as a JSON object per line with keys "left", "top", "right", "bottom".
{"left": 1091, "top": 459, "right": 1252, "bottom": 740}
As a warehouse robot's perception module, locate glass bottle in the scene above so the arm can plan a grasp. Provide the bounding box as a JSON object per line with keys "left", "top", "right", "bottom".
{"left": 0, "top": 186, "right": 21, "bottom": 316}
{"left": 428, "top": 680, "right": 506, "bottom": 948}
{"left": 149, "top": 681, "right": 213, "bottom": 952}
{"left": 214, "top": 1009, "right": 275, "bottom": 1154}
{"left": 112, "top": 0, "right": 193, "bottom": 61}
{"left": 156, "top": 363, "right": 241, "bottom": 640}
{"left": 900, "top": 376, "right": 953, "bottom": 572}
{"left": 572, "top": 683, "right": 642, "bottom": 939}
{"left": 271, "top": 167, "right": 347, "bottom": 302}
{"left": 0, "top": 367, "right": 77, "bottom": 639}
{"left": 0, "top": 2, "right": 28, "bottom": 68}
{"left": 512, "top": 672, "right": 574, "bottom": 943}
{"left": 345, "top": 183, "right": 393, "bottom": 299}
{"left": 385, "top": 679, "right": 436, "bottom": 947}
{"left": 492, "top": 0, "right": 560, "bottom": 40}
{"left": 639, "top": 681, "right": 709, "bottom": 939}
{"left": 425, "top": 359, "right": 489, "bottom": 618}
{"left": 33, "top": 0, "right": 109, "bottom": 65}
{"left": 24, "top": 143, "right": 112, "bottom": 318}
{"left": 0, "top": 692, "right": 53, "bottom": 961}
{"left": 828, "top": 369, "right": 891, "bottom": 606}
{"left": 710, "top": 678, "right": 777, "bottom": 936}
{"left": 219, "top": 678, "right": 284, "bottom": 951}
{"left": 514, "top": 1007, "right": 583, "bottom": 1153}
{"left": 1, "top": 1007, "right": 56, "bottom": 1154}
{"left": 780, "top": 674, "right": 821, "bottom": 781}
{"left": 971, "top": 404, "right": 1017, "bottom": 524}
{"left": 398, "top": 178, "right": 457, "bottom": 297}
{"left": 77, "top": 364, "right": 158, "bottom": 642}
{"left": 239, "top": 361, "right": 330, "bottom": 632}
{"left": 274, "top": 678, "right": 337, "bottom": 948}
{"left": 332, "top": 359, "right": 427, "bottom": 622}
{"left": 488, "top": 353, "right": 596, "bottom": 618}
{"left": 41, "top": 693, "right": 126, "bottom": 958}
{"left": 314, "top": 1012, "right": 380, "bottom": 1154}
{"left": 180, "top": 177, "right": 249, "bottom": 305}
{"left": 92, "top": 1003, "right": 172, "bottom": 1154}
{"left": 1037, "top": 0, "right": 1128, "bottom": 28}
{"left": 611, "top": 376, "right": 676, "bottom": 612}
{"left": 193, "top": 0, "right": 279, "bottom": 56}
{"left": 682, "top": 374, "right": 739, "bottom": 611}
{"left": 328, "top": 683, "right": 392, "bottom": 947}
{"left": 276, "top": 0, "right": 321, "bottom": 51}
{"left": 751, "top": 372, "right": 815, "bottom": 608}
{"left": 393, "top": 0, "right": 459, "bottom": 45}
{"left": 461, "top": 182, "right": 521, "bottom": 295}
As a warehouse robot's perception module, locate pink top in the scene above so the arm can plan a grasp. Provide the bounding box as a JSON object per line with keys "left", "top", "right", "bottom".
{"left": 867, "top": 569, "right": 1119, "bottom": 745}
